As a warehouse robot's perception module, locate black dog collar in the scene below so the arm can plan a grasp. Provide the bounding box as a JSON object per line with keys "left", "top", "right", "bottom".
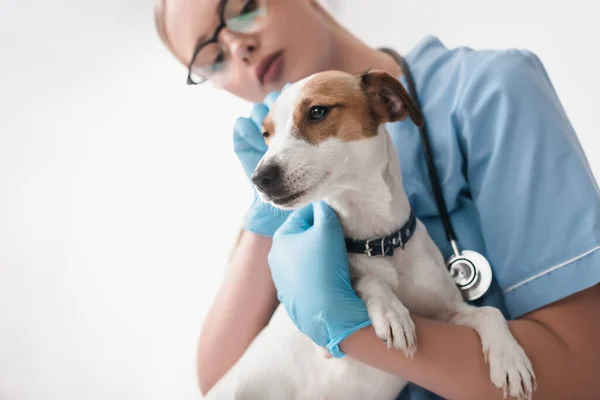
{"left": 345, "top": 210, "right": 417, "bottom": 257}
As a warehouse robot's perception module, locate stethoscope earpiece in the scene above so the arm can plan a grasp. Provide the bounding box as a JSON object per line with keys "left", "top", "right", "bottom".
{"left": 381, "top": 47, "right": 494, "bottom": 300}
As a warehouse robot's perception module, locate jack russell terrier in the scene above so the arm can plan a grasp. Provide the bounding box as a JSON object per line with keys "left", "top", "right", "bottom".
{"left": 205, "top": 70, "right": 536, "bottom": 400}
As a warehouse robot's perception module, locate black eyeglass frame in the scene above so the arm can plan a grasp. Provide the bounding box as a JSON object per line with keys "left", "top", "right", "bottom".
{"left": 186, "top": 0, "right": 230, "bottom": 85}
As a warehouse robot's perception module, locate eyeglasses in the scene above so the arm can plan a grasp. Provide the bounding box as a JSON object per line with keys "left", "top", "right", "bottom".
{"left": 186, "top": 0, "right": 269, "bottom": 85}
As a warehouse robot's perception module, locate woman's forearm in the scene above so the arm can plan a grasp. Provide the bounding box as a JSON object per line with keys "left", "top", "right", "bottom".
{"left": 339, "top": 301, "right": 600, "bottom": 400}
{"left": 339, "top": 318, "right": 538, "bottom": 399}
{"left": 197, "top": 231, "right": 278, "bottom": 394}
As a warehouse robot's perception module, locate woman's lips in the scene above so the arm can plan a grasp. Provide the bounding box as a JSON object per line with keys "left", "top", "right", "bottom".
{"left": 256, "top": 51, "right": 284, "bottom": 86}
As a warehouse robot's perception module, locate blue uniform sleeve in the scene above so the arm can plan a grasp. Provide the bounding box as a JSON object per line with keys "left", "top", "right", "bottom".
{"left": 457, "top": 49, "right": 600, "bottom": 318}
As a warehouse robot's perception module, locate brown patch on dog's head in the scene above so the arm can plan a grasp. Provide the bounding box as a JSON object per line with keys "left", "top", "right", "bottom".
{"left": 278, "top": 70, "right": 423, "bottom": 146}
{"left": 291, "top": 71, "right": 376, "bottom": 145}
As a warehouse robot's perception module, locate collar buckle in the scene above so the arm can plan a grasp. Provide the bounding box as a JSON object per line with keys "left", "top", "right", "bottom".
{"left": 366, "top": 237, "right": 398, "bottom": 257}
{"left": 365, "top": 238, "right": 377, "bottom": 257}
{"left": 392, "top": 231, "right": 404, "bottom": 250}
{"left": 346, "top": 209, "right": 416, "bottom": 258}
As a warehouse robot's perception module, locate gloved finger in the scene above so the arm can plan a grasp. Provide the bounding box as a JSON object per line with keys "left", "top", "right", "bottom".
{"left": 274, "top": 203, "right": 314, "bottom": 236}
{"left": 312, "top": 201, "right": 339, "bottom": 227}
{"left": 233, "top": 116, "right": 267, "bottom": 153}
{"left": 263, "top": 90, "right": 281, "bottom": 108}
{"left": 250, "top": 103, "right": 269, "bottom": 131}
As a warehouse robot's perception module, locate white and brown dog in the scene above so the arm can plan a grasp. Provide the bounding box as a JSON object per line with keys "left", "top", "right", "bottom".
{"left": 205, "top": 70, "right": 535, "bottom": 400}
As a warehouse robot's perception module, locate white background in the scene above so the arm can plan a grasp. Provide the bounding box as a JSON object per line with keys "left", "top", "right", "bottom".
{"left": 0, "top": 1, "right": 598, "bottom": 399}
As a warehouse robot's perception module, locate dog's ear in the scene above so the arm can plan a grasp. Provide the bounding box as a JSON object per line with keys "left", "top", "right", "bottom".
{"left": 360, "top": 70, "right": 424, "bottom": 127}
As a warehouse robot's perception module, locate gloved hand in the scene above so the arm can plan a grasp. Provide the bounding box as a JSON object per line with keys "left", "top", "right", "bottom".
{"left": 268, "top": 201, "right": 371, "bottom": 358}
{"left": 233, "top": 88, "right": 291, "bottom": 236}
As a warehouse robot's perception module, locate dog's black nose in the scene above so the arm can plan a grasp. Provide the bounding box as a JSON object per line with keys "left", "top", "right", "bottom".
{"left": 252, "top": 164, "right": 281, "bottom": 194}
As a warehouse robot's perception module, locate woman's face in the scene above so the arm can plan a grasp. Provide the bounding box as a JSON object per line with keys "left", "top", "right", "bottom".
{"left": 164, "top": 0, "right": 336, "bottom": 102}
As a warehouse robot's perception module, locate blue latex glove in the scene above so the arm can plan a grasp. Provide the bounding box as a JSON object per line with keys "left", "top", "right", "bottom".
{"left": 233, "top": 89, "right": 292, "bottom": 237}
{"left": 268, "top": 201, "right": 372, "bottom": 357}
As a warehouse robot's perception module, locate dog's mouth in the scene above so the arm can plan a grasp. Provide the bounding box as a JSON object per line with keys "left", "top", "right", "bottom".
{"left": 269, "top": 190, "right": 307, "bottom": 208}
{"left": 264, "top": 173, "right": 330, "bottom": 210}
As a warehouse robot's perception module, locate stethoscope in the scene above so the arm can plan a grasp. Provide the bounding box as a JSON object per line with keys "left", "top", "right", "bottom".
{"left": 380, "top": 47, "right": 493, "bottom": 301}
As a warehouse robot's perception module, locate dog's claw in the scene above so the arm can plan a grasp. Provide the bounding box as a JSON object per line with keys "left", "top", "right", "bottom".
{"left": 486, "top": 338, "right": 536, "bottom": 400}
{"left": 367, "top": 297, "right": 417, "bottom": 358}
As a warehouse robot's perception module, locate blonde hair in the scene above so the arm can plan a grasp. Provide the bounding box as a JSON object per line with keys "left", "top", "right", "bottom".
{"left": 154, "top": 0, "right": 189, "bottom": 65}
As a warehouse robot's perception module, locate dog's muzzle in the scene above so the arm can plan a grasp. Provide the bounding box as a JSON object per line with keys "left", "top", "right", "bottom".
{"left": 252, "top": 162, "right": 296, "bottom": 201}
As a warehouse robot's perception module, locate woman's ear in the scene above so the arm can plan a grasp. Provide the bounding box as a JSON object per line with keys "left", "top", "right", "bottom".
{"left": 360, "top": 70, "right": 424, "bottom": 127}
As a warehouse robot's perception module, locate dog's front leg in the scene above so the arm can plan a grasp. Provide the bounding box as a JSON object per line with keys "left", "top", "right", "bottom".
{"left": 449, "top": 305, "right": 536, "bottom": 399}
{"left": 355, "top": 276, "right": 417, "bottom": 358}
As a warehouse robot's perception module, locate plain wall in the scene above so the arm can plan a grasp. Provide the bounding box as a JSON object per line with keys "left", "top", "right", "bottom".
{"left": 0, "top": 1, "right": 598, "bottom": 399}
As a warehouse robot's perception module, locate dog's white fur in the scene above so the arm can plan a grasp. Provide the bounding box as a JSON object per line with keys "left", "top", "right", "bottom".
{"left": 205, "top": 72, "right": 535, "bottom": 400}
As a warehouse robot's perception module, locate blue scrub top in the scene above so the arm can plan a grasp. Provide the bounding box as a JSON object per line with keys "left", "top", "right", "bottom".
{"left": 391, "top": 36, "right": 600, "bottom": 400}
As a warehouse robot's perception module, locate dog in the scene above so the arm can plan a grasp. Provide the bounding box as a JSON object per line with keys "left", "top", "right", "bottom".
{"left": 204, "top": 70, "right": 536, "bottom": 400}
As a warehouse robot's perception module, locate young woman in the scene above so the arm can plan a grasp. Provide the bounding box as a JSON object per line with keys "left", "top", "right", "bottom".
{"left": 154, "top": 1, "right": 600, "bottom": 398}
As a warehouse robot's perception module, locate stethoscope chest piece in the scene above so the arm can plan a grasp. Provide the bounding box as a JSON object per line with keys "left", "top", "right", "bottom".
{"left": 446, "top": 250, "right": 493, "bottom": 301}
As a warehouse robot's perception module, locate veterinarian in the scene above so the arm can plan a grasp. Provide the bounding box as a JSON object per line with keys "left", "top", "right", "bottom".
{"left": 154, "top": 1, "right": 600, "bottom": 398}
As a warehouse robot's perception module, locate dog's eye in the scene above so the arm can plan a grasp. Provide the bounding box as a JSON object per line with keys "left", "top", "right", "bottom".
{"left": 308, "top": 106, "right": 330, "bottom": 121}
{"left": 262, "top": 131, "right": 270, "bottom": 138}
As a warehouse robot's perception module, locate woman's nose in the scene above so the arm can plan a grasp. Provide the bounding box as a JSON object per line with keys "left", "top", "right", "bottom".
{"left": 219, "top": 29, "right": 258, "bottom": 64}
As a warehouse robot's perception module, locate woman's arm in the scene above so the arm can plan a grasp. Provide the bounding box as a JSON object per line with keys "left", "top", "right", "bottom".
{"left": 340, "top": 284, "right": 600, "bottom": 400}
{"left": 197, "top": 231, "right": 277, "bottom": 394}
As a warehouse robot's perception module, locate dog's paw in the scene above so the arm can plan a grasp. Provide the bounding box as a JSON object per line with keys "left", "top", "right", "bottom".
{"left": 485, "top": 337, "right": 536, "bottom": 400}
{"left": 367, "top": 297, "right": 417, "bottom": 358}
